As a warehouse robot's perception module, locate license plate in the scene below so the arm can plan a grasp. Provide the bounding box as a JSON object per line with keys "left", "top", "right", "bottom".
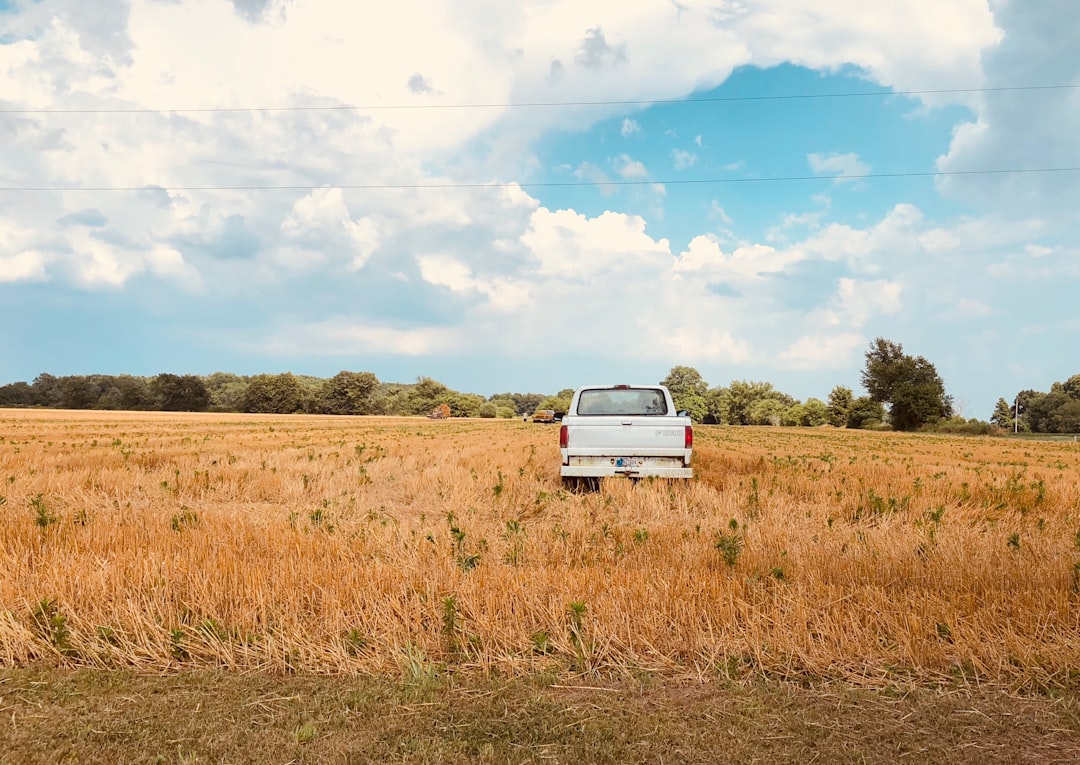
{"left": 613, "top": 457, "right": 643, "bottom": 468}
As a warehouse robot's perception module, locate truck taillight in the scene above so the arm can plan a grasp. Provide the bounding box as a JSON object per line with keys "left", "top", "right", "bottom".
{"left": 559, "top": 424, "right": 569, "bottom": 448}
{"left": 685, "top": 425, "right": 693, "bottom": 449}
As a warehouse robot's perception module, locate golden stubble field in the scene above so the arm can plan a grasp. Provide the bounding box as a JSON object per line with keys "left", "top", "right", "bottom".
{"left": 2, "top": 410, "right": 1078, "bottom": 687}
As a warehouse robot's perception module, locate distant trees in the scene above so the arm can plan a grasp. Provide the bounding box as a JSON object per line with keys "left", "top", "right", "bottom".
{"left": 715, "top": 380, "right": 795, "bottom": 426}
{"left": 241, "top": 373, "right": 305, "bottom": 414}
{"left": 0, "top": 370, "right": 574, "bottom": 420}
{"left": 490, "top": 392, "right": 544, "bottom": 416}
{"left": 204, "top": 372, "right": 249, "bottom": 412}
{"left": 1023, "top": 389, "right": 1080, "bottom": 433}
{"left": 657, "top": 367, "right": 844, "bottom": 428}
{"left": 151, "top": 374, "right": 210, "bottom": 412}
{"left": 1, "top": 373, "right": 160, "bottom": 411}
{"left": 661, "top": 366, "right": 709, "bottom": 421}
{"left": 487, "top": 394, "right": 522, "bottom": 418}
{"left": 799, "top": 398, "right": 829, "bottom": 427}
{"left": 994, "top": 376, "right": 1080, "bottom": 434}
{"left": 405, "top": 377, "right": 452, "bottom": 416}
{"left": 19, "top": 356, "right": 1069, "bottom": 434}
{"left": 31, "top": 373, "right": 64, "bottom": 407}
{"left": 990, "top": 398, "right": 1014, "bottom": 431}
{"left": 846, "top": 396, "right": 887, "bottom": 429}
{"left": 0, "top": 381, "right": 33, "bottom": 407}
{"left": 319, "top": 371, "right": 381, "bottom": 415}
{"left": 861, "top": 338, "right": 952, "bottom": 431}
{"left": 826, "top": 386, "right": 854, "bottom": 428}
{"left": 537, "top": 388, "right": 574, "bottom": 415}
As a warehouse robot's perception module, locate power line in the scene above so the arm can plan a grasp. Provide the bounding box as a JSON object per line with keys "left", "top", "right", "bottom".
{"left": 2, "top": 84, "right": 1077, "bottom": 115}
{"left": 3, "top": 167, "right": 1078, "bottom": 193}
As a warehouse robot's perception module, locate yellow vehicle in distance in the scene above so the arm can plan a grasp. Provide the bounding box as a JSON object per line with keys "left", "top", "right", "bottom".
{"left": 530, "top": 409, "right": 557, "bottom": 423}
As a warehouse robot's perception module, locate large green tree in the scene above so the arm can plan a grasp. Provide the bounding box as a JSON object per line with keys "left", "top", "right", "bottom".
{"left": 241, "top": 373, "right": 305, "bottom": 414}
{"left": 990, "top": 397, "right": 1015, "bottom": 431}
{"left": 860, "top": 338, "right": 952, "bottom": 431}
{"left": 826, "top": 386, "right": 854, "bottom": 428}
{"left": 319, "top": 371, "right": 382, "bottom": 415}
{"left": 801, "top": 397, "right": 828, "bottom": 427}
{"left": 661, "top": 366, "right": 709, "bottom": 421}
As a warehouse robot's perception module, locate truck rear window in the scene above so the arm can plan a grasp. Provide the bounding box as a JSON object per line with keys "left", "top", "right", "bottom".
{"left": 576, "top": 388, "right": 669, "bottom": 416}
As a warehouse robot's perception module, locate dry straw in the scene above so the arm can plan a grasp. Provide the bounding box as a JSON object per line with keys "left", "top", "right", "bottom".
{"left": 1, "top": 410, "right": 1078, "bottom": 686}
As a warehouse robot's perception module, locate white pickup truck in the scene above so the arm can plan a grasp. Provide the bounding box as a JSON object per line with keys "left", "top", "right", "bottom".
{"left": 559, "top": 384, "right": 693, "bottom": 488}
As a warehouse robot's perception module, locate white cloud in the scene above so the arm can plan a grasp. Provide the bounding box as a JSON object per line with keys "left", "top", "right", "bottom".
{"left": 766, "top": 210, "right": 826, "bottom": 242}
{"left": 615, "top": 154, "right": 649, "bottom": 179}
{"left": 799, "top": 203, "right": 925, "bottom": 270}
{"left": 0, "top": 218, "right": 49, "bottom": 283}
{"left": 672, "top": 149, "right": 697, "bottom": 170}
{"left": 417, "top": 254, "right": 533, "bottom": 313}
{"left": 986, "top": 244, "right": 1080, "bottom": 281}
{"left": 146, "top": 245, "right": 204, "bottom": 292}
{"left": 0, "top": 251, "right": 48, "bottom": 284}
{"left": 675, "top": 235, "right": 803, "bottom": 284}
{"left": 620, "top": 118, "right": 641, "bottom": 137}
{"left": 68, "top": 239, "right": 139, "bottom": 289}
{"left": 827, "top": 277, "right": 903, "bottom": 327}
{"left": 263, "top": 320, "right": 463, "bottom": 356}
{"left": 948, "top": 298, "right": 992, "bottom": 319}
{"left": 779, "top": 332, "right": 866, "bottom": 370}
{"left": 521, "top": 208, "right": 670, "bottom": 280}
{"left": 663, "top": 327, "right": 753, "bottom": 363}
{"left": 418, "top": 254, "right": 475, "bottom": 293}
{"left": 807, "top": 152, "right": 870, "bottom": 182}
{"left": 280, "top": 188, "right": 380, "bottom": 270}
{"left": 572, "top": 161, "right": 614, "bottom": 193}
{"left": 709, "top": 202, "right": 733, "bottom": 224}
{"left": 935, "top": 0, "right": 1080, "bottom": 215}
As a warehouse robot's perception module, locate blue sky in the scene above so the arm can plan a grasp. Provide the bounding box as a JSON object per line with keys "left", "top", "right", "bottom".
{"left": 1, "top": 0, "right": 1078, "bottom": 418}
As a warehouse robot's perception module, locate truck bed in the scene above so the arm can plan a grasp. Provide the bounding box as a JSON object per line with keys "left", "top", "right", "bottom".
{"left": 559, "top": 385, "right": 693, "bottom": 480}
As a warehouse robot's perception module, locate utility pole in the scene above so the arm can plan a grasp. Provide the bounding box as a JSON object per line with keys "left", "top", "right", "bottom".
{"left": 1014, "top": 395, "right": 1019, "bottom": 434}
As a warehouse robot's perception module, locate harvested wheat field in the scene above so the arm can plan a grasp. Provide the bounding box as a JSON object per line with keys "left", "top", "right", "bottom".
{"left": 2, "top": 409, "right": 1079, "bottom": 688}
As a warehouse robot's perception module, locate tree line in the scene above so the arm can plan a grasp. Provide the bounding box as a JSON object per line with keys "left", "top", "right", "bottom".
{"left": 660, "top": 338, "right": 954, "bottom": 432}
{"left": 0, "top": 371, "right": 569, "bottom": 419}
{"left": 990, "top": 376, "right": 1080, "bottom": 434}
{"left": 1, "top": 338, "right": 1074, "bottom": 433}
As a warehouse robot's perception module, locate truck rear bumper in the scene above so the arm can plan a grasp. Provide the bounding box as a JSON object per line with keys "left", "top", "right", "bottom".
{"left": 561, "top": 466, "right": 693, "bottom": 479}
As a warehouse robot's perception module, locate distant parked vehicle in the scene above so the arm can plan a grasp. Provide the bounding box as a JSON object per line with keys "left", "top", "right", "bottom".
{"left": 531, "top": 409, "right": 556, "bottom": 423}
